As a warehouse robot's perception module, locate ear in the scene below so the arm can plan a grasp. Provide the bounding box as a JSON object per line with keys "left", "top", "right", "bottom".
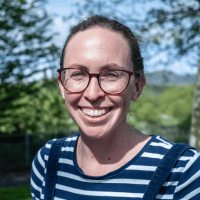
{"left": 57, "top": 74, "right": 65, "bottom": 100}
{"left": 131, "top": 76, "right": 146, "bottom": 102}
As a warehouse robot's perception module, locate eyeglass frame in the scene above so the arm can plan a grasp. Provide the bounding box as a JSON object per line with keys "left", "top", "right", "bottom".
{"left": 57, "top": 68, "right": 134, "bottom": 96}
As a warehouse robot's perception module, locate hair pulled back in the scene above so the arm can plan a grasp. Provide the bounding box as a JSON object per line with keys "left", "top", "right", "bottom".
{"left": 60, "top": 15, "right": 144, "bottom": 79}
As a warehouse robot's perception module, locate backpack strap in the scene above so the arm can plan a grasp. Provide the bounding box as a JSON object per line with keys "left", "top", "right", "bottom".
{"left": 143, "top": 143, "right": 194, "bottom": 200}
{"left": 44, "top": 138, "right": 66, "bottom": 200}
{"left": 44, "top": 139, "right": 193, "bottom": 200}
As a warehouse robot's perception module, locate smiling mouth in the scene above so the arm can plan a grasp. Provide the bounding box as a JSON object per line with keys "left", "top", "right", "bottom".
{"left": 81, "top": 108, "right": 110, "bottom": 117}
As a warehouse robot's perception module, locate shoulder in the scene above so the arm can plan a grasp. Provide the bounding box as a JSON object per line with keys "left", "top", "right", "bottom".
{"left": 30, "top": 132, "right": 79, "bottom": 199}
{"left": 45, "top": 132, "right": 79, "bottom": 156}
{"left": 144, "top": 134, "right": 174, "bottom": 156}
{"left": 151, "top": 135, "right": 200, "bottom": 199}
{"left": 148, "top": 135, "right": 200, "bottom": 199}
{"left": 32, "top": 132, "right": 79, "bottom": 168}
{"left": 150, "top": 135, "right": 200, "bottom": 172}
{"left": 173, "top": 147, "right": 200, "bottom": 199}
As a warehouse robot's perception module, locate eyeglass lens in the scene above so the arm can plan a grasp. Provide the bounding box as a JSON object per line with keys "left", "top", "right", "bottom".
{"left": 61, "top": 69, "right": 130, "bottom": 94}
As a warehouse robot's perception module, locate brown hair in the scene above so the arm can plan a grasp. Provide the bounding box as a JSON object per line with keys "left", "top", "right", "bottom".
{"left": 60, "top": 15, "right": 144, "bottom": 79}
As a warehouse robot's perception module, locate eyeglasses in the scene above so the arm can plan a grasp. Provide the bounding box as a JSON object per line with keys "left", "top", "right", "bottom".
{"left": 57, "top": 68, "right": 134, "bottom": 95}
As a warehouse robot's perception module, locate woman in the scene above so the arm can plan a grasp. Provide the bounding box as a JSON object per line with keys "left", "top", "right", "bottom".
{"left": 31, "top": 16, "right": 200, "bottom": 199}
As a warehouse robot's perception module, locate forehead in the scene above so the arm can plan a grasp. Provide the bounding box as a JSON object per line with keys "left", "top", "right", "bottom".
{"left": 63, "top": 27, "right": 132, "bottom": 70}
{"left": 69, "top": 26, "right": 129, "bottom": 44}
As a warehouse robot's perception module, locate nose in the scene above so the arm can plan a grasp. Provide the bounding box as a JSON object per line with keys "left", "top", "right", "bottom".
{"left": 83, "top": 76, "right": 105, "bottom": 101}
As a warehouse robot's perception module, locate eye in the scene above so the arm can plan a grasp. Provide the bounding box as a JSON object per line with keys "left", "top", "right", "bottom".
{"left": 108, "top": 72, "right": 118, "bottom": 77}
{"left": 71, "top": 70, "right": 87, "bottom": 78}
{"left": 101, "top": 71, "right": 119, "bottom": 79}
{"left": 72, "top": 72, "right": 84, "bottom": 77}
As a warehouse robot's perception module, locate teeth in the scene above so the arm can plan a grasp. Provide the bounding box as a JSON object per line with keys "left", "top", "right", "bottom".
{"left": 94, "top": 110, "right": 99, "bottom": 116}
{"left": 82, "top": 108, "right": 109, "bottom": 117}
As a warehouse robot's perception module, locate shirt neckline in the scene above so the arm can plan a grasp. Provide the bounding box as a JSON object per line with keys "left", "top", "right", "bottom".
{"left": 73, "top": 133, "right": 157, "bottom": 179}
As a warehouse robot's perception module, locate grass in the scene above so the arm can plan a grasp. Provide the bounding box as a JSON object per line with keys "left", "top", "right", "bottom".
{"left": 0, "top": 185, "right": 32, "bottom": 200}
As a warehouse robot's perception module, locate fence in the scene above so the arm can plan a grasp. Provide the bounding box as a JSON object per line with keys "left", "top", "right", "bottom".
{"left": 0, "top": 131, "right": 75, "bottom": 177}
{"left": 143, "top": 123, "right": 189, "bottom": 144}
{"left": 0, "top": 126, "right": 189, "bottom": 177}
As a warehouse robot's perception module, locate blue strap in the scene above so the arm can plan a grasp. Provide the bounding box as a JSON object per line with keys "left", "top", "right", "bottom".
{"left": 143, "top": 143, "right": 193, "bottom": 200}
{"left": 44, "top": 138, "right": 66, "bottom": 200}
{"left": 44, "top": 139, "right": 193, "bottom": 200}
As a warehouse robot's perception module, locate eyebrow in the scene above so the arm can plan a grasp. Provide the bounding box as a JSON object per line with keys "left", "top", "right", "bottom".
{"left": 67, "top": 63, "right": 123, "bottom": 71}
{"left": 100, "top": 64, "right": 123, "bottom": 71}
{"left": 66, "top": 64, "right": 88, "bottom": 70}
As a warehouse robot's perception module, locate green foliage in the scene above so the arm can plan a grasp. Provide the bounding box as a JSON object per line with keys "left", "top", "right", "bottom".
{"left": 0, "top": 82, "right": 38, "bottom": 133}
{"left": 140, "top": 0, "right": 200, "bottom": 148}
{"left": 0, "top": 0, "right": 59, "bottom": 84}
{"left": 127, "top": 86, "right": 161, "bottom": 128}
{"left": 158, "top": 85, "right": 194, "bottom": 123}
{"left": 142, "top": 0, "right": 200, "bottom": 66}
{"left": 30, "top": 79, "right": 78, "bottom": 133}
{"left": 0, "top": 79, "right": 78, "bottom": 134}
{"left": 0, "top": 0, "right": 60, "bottom": 134}
{"left": 127, "top": 85, "right": 194, "bottom": 140}
{"left": 0, "top": 185, "right": 31, "bottom": 200}
{"left": 128, "top": 95, "right": 161, "bottom": 125}
{"left": 68, "top": 0, "right": 144, "bottom": 38}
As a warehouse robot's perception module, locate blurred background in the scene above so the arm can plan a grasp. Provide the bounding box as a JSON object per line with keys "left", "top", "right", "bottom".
{"left": 0, "top": 0, "right": 199, "bottom": 199}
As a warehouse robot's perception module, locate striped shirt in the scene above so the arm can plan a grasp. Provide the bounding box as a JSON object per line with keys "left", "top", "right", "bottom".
{"left": 31, "top": 133, "right": 200, "bottom": 199}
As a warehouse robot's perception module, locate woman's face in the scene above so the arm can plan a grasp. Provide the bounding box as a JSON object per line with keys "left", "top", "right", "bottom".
{"left": 58, "top": 27, "right": 145, "bottom": 140}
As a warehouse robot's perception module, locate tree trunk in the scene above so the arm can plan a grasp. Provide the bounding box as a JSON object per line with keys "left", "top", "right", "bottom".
{"left": 190, "top": 57, "right": 200, "bottom": 151}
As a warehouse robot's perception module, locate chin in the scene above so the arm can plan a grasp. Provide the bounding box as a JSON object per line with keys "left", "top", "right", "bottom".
{"left": 79, "top": 126, "right": 113, "bottom": 141}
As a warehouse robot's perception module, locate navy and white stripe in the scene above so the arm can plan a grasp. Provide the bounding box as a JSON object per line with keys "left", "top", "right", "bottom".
{"left": 31, "top": 133, "right": 200, "bottom": 199}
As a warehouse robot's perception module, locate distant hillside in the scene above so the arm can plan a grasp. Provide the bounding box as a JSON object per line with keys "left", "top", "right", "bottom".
{"left": 145, "top": 71, "right": 196, "bottom": 86}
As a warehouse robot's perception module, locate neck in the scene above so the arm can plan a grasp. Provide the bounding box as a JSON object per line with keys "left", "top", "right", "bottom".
{"left": 76, "top": 122, "right": 151, "bottom": 176}
{"left": 77, "top": 123, "right": 138, "bottom": 164}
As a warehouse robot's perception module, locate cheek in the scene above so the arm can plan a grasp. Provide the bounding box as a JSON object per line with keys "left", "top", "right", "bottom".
{"left": 122, "top": 86, "right": 135, "bottom": 109}
{"left": 110, "top": 93, "right": 131, "bottom": 112}
{"left": 118, "top": 95, "right": 131, "bottom": 117}
{"left": 64, "top": 92, "right": 81, "bottom": 109}
{"left": 123, "top": 94, "right": 132, "bottom": 110}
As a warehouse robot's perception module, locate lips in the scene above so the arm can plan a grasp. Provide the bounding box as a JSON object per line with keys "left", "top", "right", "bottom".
{"left": 81, "top": 107, "right": 110, "bottom": 117}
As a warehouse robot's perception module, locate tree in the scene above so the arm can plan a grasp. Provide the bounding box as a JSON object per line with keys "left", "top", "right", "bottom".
{"left": 0, "top": 0, "right": 59, "bottom": 134}
{"left": 141, "top": 0, "right": 200, "bottom": 150}
{"left": 158, "top": 86, "right": 194, "bottom": 124}
{"left": 68, "top": 0, "right": 144, "bottom": 36}
{"left": 0, "top": 78, "right": 78, "bottom": 134}
{"left": 0, "top": 0, "right": 59, "bottom": 83}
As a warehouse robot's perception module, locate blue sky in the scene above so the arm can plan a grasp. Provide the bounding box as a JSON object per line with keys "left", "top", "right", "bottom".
{"left": 44, "top": 0, "right": 198, "bottom": 76}
{"left": 46, "top": 0, "right": 78, "bottom": 15}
